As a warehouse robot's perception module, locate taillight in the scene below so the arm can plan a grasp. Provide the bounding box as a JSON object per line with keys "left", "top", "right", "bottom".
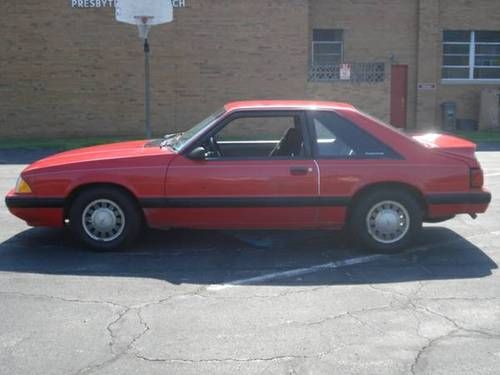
{"left": 470, "top": 168, "right": 484, "bottom": 188}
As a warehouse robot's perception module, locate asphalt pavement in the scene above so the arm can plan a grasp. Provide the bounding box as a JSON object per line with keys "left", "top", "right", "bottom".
{"left": 0, "top": 150, "right": 499, "bottom": 375}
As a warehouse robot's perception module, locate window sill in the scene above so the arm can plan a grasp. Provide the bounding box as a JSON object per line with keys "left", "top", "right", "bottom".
{"left": 441, "top": 79, "right": 500, "bottom": 85}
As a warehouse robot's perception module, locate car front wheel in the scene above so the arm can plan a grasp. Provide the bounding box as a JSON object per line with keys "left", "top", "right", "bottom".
{"left": 350, "top": 189, "right": 423, "bottom": 253}
{"left": 68, "top": 187, "right": 142, "bottom": 251}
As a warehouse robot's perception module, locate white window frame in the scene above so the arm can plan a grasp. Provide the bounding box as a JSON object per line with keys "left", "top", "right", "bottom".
{"left": 442, "top": 30, "right": 500, "bottom": 84}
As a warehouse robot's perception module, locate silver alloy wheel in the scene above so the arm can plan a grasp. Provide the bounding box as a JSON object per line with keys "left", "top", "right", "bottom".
{"left": 82, "top": 199, "right": 126, "bottom": 242}
{"left": 366, "top": 200, "right": 410, "bottom": 244}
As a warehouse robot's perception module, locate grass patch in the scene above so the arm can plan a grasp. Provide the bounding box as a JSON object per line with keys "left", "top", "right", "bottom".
{"left": 0, "top": 136, "right": 140, "bottom": 151}
{"left": 452, "top": 130, "right": 500, "bottom": 143}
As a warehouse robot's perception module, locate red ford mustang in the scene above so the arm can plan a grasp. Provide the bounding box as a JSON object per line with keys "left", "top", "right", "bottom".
{"left": 5, "top": 100, "right": 491, "bottom": 251}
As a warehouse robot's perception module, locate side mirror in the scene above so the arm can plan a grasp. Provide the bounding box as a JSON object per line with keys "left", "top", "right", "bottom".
{"left": 187, "top": 147, "right": 206, "bottom": 160}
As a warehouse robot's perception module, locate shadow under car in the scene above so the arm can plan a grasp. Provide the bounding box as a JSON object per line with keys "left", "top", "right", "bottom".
{"left": 0, "top": 226, "right": 496, "bottom": 287}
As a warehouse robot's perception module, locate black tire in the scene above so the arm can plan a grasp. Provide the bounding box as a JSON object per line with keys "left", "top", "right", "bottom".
{"left": 349, "top": 188, "right": 423, "bottom": 253}
{"left": 68, "top": 187, "right": 143, "bottom": 251}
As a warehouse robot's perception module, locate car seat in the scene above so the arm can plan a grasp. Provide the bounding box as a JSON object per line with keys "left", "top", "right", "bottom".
{"left": 269, "top": 127, "right": 303, "bottom": 157}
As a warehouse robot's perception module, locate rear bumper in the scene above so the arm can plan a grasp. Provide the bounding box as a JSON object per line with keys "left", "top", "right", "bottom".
{"left": 5, "top": 190, "right": 65, "bottom": 227}
{"left": 425, "top": 192, "right": 491, "bottom": 205}
{"left": 425, "top": 191, "right": 491, "bottom": 218}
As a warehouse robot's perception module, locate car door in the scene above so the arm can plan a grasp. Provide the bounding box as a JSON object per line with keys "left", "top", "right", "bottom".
{"left": 160, "top": 110, "right": 319, "bottom": 229}
{"left": 309, "top": 110, "right": 403, "bottom": 228}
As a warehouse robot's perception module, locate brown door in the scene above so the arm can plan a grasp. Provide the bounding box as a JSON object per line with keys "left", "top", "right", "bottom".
{"left": 390, "top": 65, "right": 408, "bottom": 128}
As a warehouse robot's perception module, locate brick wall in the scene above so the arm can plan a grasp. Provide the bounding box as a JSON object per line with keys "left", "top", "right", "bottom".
{"left": 308, "top": 0, "right": 418, "bottom": 127}
{"left": 0, "top": 0, "right": 309, "bottom": 138}
{"left": 415, "top": 0, "right": 441, "bottom": 129}
{"left": 1, "top": 0, "right": 499, "bottom": 138}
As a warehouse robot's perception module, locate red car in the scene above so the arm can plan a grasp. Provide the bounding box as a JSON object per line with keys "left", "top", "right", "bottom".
{"left": 5, "top": 100, "right": 491, "bottom": 251}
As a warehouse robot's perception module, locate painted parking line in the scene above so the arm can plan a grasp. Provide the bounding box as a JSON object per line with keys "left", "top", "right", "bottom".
{"left": 208, "top": 254, "right": 386, "bottom": 291}
{"left": 485, "top": 173, "right": 500, "bottom": 177}
{"left": 207, "top": 230, "right": 500, "bottom": 291}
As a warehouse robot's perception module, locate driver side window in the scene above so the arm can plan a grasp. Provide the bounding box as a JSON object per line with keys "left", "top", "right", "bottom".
{"left": 207, "top": 114, "right": 305, "bottom": 159}
{"left": 216, "top": 117, "right": 293, "bottom": 142}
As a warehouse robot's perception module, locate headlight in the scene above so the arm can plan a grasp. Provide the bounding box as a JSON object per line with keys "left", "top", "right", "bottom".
{"left": 15, "top": 176, "right": 32, "bottom": 194}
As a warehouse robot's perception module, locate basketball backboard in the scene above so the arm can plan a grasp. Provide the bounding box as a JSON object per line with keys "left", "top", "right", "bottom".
{"left": 115, "top": 0, "right": 173, "bottom": 26}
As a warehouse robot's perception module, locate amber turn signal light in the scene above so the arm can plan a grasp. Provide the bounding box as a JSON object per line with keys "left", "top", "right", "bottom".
{"left": 15, "top": 176, "right": 32, "bottom": 194}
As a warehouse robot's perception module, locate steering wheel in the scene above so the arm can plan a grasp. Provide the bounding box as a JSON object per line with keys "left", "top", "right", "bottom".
{"left": 207, "top": 136, "right": 223, "bottom": 157}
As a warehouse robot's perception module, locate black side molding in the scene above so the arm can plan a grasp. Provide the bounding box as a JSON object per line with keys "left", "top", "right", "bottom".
{"left": 6, "top": 193, "right": 490, "bottom": 210}
{"left": 5, "top": 197, "right": 65, "bottom": 209}
{"left": 140, "top": 196, "right": 351, "bottom": 208}
{"left": 425, "top": 192, "right": 492, "bottom": 205}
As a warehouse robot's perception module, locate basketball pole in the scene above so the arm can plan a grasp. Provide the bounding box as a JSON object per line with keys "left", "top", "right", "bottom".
{"left": 144, "top": 38, "right": 152, "bottom": 139}
{"left": 115, "top": 2, "right": 174, "bottom": 139}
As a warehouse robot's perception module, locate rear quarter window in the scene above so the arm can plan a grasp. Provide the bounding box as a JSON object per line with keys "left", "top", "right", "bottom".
{"left": 310, "top": 111, "right": 401, "bottom": 159}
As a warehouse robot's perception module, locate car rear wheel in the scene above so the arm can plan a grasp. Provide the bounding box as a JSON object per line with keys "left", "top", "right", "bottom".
{"left": 69, "top": 187, "right": 142, "bottom": 251}
{"left": 350, "top": 189, "right": 423, "bottom": 253}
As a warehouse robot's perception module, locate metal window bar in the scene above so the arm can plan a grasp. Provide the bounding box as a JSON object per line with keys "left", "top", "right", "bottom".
{"left": 309, "top": 63, "right": 385, "bottom": 83}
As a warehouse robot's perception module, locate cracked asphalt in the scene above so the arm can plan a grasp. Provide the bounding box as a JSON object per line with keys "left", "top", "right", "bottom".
{"left": 0, "top": 151, "right": 499, "bottom": 374}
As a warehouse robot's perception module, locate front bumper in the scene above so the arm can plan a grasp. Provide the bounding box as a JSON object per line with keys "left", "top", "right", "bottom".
{"left": 5, "top": 190, "right": 65, "bottom": 227}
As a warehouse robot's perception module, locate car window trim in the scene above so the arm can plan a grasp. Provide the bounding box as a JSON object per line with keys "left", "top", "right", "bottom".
{"left": 182, "top": 110, "right": 314, "bottom": 161}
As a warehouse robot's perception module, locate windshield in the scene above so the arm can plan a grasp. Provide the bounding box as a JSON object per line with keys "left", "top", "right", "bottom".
{"left": 169, "top": 108, "right": 226, "bottom": 151}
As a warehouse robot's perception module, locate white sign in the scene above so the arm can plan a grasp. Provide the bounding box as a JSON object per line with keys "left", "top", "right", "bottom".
{"left": 340, "top": 64, "right": 352, "bottom": 80}
{"left": 71, "top": 0, "right": 186, "bottom": 8}
{"left": 418, "top": 83, "right": 436, "bottom": 90}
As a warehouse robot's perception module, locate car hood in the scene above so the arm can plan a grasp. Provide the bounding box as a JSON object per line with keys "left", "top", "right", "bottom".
{"left": 24, "top": 140, "right": 176, "bottom": 173}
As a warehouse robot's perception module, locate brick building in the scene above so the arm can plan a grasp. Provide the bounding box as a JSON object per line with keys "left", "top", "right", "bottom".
{"left": 1, "top": 0, "right": 500, "bottom": 138}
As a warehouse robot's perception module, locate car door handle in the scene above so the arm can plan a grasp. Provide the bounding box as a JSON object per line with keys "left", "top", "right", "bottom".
{"left": 290, "top": 167, "right": 311, "bottom": 176}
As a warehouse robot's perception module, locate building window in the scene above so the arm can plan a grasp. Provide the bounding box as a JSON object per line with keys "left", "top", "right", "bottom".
{"left": 443, "top": 30, "right": 500, "bottom": 81}
{"left": 309, "top": 29, "right": 384, "bottom": 83}
{"left": 312, "top": 29, "right": 343, "bottom": 66}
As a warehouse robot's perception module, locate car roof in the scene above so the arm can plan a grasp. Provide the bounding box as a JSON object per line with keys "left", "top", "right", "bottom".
{"left": 224, "top": 100, "right": 356, "bottom": 112}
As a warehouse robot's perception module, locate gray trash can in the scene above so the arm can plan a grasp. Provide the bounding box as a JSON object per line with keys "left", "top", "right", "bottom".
{"left": 441, "top": 102, "right": 457, "bottom": 131}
